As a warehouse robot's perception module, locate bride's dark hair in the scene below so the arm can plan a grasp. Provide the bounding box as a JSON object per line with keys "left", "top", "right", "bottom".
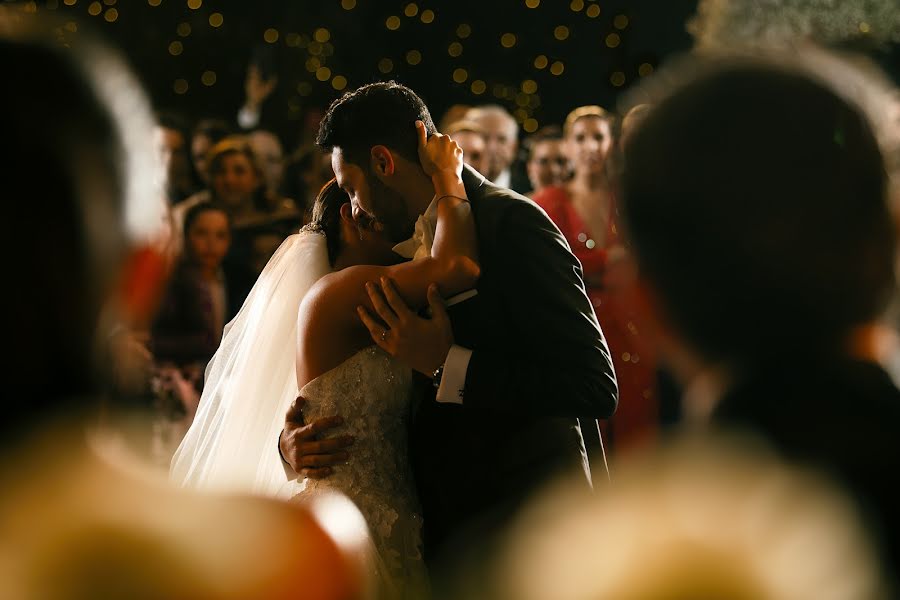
{"left": 302, "top": 178, "right": 347, "bottom": 265}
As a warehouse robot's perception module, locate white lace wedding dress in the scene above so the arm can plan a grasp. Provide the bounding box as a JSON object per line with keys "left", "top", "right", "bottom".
{"left": 171, "top": 231, "right": 427, "bottom": 598}
{"left": 293, "top": 346, "right": 426, "bottom": 598}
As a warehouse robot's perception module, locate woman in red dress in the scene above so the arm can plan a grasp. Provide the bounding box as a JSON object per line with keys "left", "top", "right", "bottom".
{"left": 534, "top": 106, "right": 658, "bottom": 453}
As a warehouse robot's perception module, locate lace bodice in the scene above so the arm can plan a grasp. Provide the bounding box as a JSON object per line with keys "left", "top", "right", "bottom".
{"left": 292, "top": 346, "right": 425, "bottom": 597}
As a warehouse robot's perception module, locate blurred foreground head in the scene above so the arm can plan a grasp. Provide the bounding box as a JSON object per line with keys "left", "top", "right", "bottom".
{"left": 1, "top": 8, "right": 167, "bottom": 443}
{"left": 492, "top": 437, "right": 888, "bottom": 600}
{"left": 621, "top": 53, "right": 895, "bottom": 371}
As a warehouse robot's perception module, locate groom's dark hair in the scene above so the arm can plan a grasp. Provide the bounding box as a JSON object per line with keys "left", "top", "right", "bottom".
{"left": 316, "top": 81, "right": 437, "bottom": 169}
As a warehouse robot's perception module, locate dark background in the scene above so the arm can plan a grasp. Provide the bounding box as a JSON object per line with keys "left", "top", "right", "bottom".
{"left": 20, "top": 0, "right": 699, "bottom": 144}
{"left": 12, "top": 0, "right": 898, "bottom": 148}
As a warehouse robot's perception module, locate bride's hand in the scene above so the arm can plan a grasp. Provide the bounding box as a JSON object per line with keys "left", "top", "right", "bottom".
{"left": 416, "top": 120, "right": 464, "bottom": 185}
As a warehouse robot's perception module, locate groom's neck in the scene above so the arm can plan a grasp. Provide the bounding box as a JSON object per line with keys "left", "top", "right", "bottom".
{"left": 396, "top": 165, "right": 437, "bottom": 217}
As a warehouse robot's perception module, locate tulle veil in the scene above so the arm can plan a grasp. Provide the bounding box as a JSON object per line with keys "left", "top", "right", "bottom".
{"left": 170, "top": 231, "right": 331, "bottom": 497}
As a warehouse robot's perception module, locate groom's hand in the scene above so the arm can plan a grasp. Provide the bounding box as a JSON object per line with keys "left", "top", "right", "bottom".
{"left": 358, "top": 278, "right": 453, "bottom": 376}
{"left": 280, "top": 396, "right": 354, "bottom": 479}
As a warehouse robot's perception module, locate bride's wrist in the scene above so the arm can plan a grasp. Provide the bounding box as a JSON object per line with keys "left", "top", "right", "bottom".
{"left": 431, "top": 170, "right": 464, "bottom": 195}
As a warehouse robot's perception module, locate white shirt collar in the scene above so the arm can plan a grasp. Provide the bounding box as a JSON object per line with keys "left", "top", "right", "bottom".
{"left": 392, "top": 195, "right": 439, "bottom": 260}
{"left": 492, "top": 168, "right": 512, "bottom": 189}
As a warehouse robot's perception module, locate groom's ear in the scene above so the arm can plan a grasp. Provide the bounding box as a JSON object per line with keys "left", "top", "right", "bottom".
{"left": 370, "top": 145, "right": 396, "bottom": 178}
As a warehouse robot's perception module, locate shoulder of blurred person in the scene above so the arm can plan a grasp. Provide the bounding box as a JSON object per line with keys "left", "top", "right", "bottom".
{"left": 0, "top": 9, "right": 369, "bottom": 599}
{"left": 480, "top": 434, "right": 892, "bottom": 600}
{"left": 0, "top": 430, "right": 369, "bottom": 600}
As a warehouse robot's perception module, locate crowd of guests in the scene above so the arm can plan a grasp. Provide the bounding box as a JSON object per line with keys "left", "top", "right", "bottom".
{"left": 4, "top": 3, "right": 900, "bottom": 598}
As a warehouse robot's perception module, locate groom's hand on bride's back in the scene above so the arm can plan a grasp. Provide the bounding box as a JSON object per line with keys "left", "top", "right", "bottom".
{"left": 280, "top": 396, "right": 354, "bottom": 479}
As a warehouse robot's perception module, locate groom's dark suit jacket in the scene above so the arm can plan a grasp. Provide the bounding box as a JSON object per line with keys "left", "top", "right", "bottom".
{"left": 410, "top": 166, "right": 618, "bottom": 562}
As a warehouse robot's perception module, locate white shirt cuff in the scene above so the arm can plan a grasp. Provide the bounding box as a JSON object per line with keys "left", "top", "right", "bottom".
{"left": 237, "top": 105, "right": 260, "bottom": 129}
{"left": 436, "top": 344, "right": 471, "bottom": 404}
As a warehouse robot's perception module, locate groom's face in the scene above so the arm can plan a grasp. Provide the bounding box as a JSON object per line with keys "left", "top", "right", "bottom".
{"left": 331, "top": 147, "right": 413, "bottom": 243}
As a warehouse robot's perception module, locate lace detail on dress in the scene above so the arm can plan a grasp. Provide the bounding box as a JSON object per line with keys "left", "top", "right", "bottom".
{"left": 291, "top": 346, "right": 426, "bottom": 598}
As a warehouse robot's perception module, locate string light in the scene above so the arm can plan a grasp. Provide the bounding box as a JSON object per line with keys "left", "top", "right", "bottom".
{"left": 554, "top": 25, "right": 570, "bottom": 40}
{"left": 524, "top": 118, "right": 539, "bottom": 133}
{"left": 186, "top": 0, "right": 201, "bottom": 9}
{"left": 341, "top": 0, "right": 356, "bottom": 9}
{"left": 263, "top": 28, "right": 279, "bottom": 43}
{"left": 456, "top": 23, "right": 471, "bottom": 38}
{"left": 570, "top": 0, "right": 584, "bottom": 10}
{"left": 614, "top": 14, "right": 629, "bottom": 29}
{"left": 452, "top": 68, "right": 468, "bottom": 83}
{"left": 316, "top": 66, "right": 331, "bottom": 81}
{"left": 177, "top": 22, "right": 191, "bottom": 37}
{"left": 386, "top": 16, "right": 401, "bottom": 30}
{"left": 605, "top": 33, "right": 620, "bottom": 48}
{"left": 638, "top": 62, "right": 654, "bottom": 76}
{"left": 500, "top": 33, "right": 516, "bottom": 48}
{"left": 332, "top": 75, "right": 348, "bottom": 91}
{"left": 378, "top": 58, "right": 394, "bottom": 73}
{"left": 148, "top": 0, "right": 161, "bottom": 6}
{"left": 586, "top": 4, "right": 600, "bottom": 18}
{"left": 87, "top": 2, "right": 102, "bottom": 16}
{"left": 404, "top": 3, "right": 418, "bottom": 17}
{"left": 168, "top": 41, "right": 183, "bottom": 55}
{"left": 521, "top": 79, "right": 537, "bottom": 94}
{"left": 550, "top": 61, "right": 564, "bottom": 75}
{"left": 525, "top": 0, "right": 540, "bottom": 8}
{"left": 406, "top": 49, "right": 422, "bottom": 65}
{"left": 471, "top": 80, "right": 486, "bottom": 95}
{"left": 448, "top": 42, "right": 463, "bottom": 57}
{"left": 104, "top": 7, "right": 117, "bottom": 21}
{"left": 610, "top": 71, "right": 626, "bottom": 87}
{"left": 286, "top": 33, "right": 302, "bottom": 47}
{"left": 314, "top": 28, "right": 330, "bottom": 42}
{"left": 534, "top": 54, "right": 548, "bottom": 69}
{"left": 173, "top": 78, "right": 188, "bottom": 94}
{"left": 64, "top": 0, "right": 77, "bottom": 6}
{"left": 420, "top": 10, "right": 434, "bottom": 24}
{"left": 201, "top": 70, "right": 216, "bottom": 86}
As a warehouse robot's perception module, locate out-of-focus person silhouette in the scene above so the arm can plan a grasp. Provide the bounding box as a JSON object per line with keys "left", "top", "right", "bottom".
{"left": 282, "top": 144, "right": 334, "bottom": 223}
{"left": 466, "top": 104, "right": 524, "bottom": 190}
{"left": 444, "top": 119, "right": 487, "bottom": 175}
{"left": 155, "top": 111, "right": 199, "bottom": 206}
{"left": 534, "top": 106, "right": 659, "bottom": 456}
{"left": 488, "top": 436, "right": 889, "bottom": 600}
{"left": 620, "top": 53, "right": 900, "bottom": 579}
{"left": 0, "top": 10, "right": 371, "bottom": 599}
{"left": 523, "top": 125, "right": 567, "bottom": 199}
{"left": 175, "top": 136, "right": 302, "bottom": 278}
{"left": 438, "top": 103, "right": 472, "bottom": 132}
{"left": 190, "top": 118, "right": 232, "bottom": 186}
{"left": 247, "top": 127, "right": 287, "bottom": 198}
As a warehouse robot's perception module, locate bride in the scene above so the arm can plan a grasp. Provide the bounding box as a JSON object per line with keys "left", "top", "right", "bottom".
{"left": 171, "top": 122, "right": 479, "bottom": 596}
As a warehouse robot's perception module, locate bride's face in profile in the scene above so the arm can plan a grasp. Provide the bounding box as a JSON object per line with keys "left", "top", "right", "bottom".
{"left": 335, "top": 201, "right": 397, "bottom": 268}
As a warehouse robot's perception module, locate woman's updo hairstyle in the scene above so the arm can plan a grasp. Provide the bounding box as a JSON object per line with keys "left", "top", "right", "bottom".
{"left": 301, "top": 178, "right": 347, "bottom": 265}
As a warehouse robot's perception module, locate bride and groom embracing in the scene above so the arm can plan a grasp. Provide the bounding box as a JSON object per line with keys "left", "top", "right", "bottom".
{"left": 172, "top": 81, "right": 618, "bottom": 595}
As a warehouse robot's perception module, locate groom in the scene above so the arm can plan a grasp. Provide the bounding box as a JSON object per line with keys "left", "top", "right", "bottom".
{"left": 280, "top": 81, "right": 618, "bottom": 563}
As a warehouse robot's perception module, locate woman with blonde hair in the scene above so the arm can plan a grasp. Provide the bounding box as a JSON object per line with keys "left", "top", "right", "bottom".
{"left": 533, "top": 105, "right": 658, "bottom": 454}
